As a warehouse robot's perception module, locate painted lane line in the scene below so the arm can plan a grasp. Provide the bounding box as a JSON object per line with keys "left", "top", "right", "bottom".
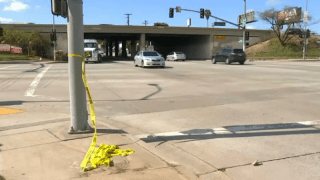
{"left": 0, "top": 65, "right": 17, "bottom": 70}
{"left": 136, "top": 120, "right": 320, "bottom": 139}
{"left": 24, "top": 65, "right": 52, "bottom": 97}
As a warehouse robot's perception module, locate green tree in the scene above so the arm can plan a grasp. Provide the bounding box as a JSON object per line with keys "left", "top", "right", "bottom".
{"left": 0, "top": 27, "right": 50, "bottom": 55}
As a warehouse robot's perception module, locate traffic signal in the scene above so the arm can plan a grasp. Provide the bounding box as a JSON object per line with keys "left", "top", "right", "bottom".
{"left": 200, "top": 8, "right": 204, "bottom": 19}
{"left": 51, "top": 0, "right": 68, "bottom": 18}
{"left": 50, "top": 32, "right": 54, "bottom": 41}
{"left": 50, "top": 30, "right": 57, "bottom": 41}
{"left": 169, "top": 8, "right": 174, "bottom": 18}
{"left": 0, "top": 27, "right": 3, "bottom": 37}
{"left": 245, "top": 31, "right": 249, "bottom": 41}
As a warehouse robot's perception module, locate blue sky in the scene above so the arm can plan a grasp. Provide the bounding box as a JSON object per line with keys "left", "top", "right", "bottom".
{"left": 0, "top": 0, "right": 319, "bottom": 33}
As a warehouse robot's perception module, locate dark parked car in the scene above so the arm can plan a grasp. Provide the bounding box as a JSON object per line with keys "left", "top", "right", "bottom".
{"left": 286, "top": 28, "right": 302, "bottom": 35}
{"left": 212, "top": 48, "right": 246, "bottom": 65}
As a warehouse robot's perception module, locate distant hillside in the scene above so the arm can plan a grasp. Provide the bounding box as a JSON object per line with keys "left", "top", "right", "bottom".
{"left": 246, "top": 36, "right": 320, "bottom": 59}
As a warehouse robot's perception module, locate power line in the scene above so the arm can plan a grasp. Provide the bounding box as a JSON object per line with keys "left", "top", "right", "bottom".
{"left": 124, "top": 13, "right": 132, "bottom": 26}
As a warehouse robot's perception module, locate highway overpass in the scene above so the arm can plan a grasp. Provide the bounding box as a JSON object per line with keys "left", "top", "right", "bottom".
{"left": 2, "top": 24, "right": 274, "bottom": 60}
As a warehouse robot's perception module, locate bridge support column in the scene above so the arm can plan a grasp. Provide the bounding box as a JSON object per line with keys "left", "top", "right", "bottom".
{"left": 209, "top": 34, "right": 214, "bottom": 59}
{"left": 115, "top": 41, "right": 119, "bottom": 57}
{"left": 121, "top": 40, "right": 127, "bottom": 57}
{"left": 105, "top": 40, "right": 108, "bottom": 57}
{"left": 140, "top": 34, "right": 145, "bottom": 51}
{"left": 131, "top": 40, "right": 136, "bottom": 58}
{"left": 108, "top": 42, "right": 112, "bottom": 57}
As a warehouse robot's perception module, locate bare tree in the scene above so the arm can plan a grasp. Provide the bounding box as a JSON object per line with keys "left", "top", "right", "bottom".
{"left": 259, "top": 7, "right": 313, "bottom": 47}
{"left": 259, "top": 7, "right": 294, "bottom": 46}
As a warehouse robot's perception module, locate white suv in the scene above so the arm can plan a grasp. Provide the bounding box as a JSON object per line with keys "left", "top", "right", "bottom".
{"left": 134, "top": 51, "right": 165, "bottom": 68}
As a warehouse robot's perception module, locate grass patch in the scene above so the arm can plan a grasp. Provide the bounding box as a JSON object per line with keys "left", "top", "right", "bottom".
{"left": 0, "top": 52, "right": 34, "bottom": 61}
{"left": 247, "top": 36, "right": 320, "bottom": 59}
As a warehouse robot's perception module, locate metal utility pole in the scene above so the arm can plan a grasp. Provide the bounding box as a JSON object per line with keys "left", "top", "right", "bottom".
{"left": 243, "top": 0, "right": 246, "bottom": 52}
{"left": 53, "top": 15, "right": 56, "bottom": 62}
{"left": 143, "top": 20, "right": 148, "bottom": 26}
{"left": 303, "top": 0, "right": 308, "bottom": 60}
{"left": 125, "top": 13, "right": 132, "bottom": 26}
{"left": 68, "top": 0, "right": 90, "bottom": 134}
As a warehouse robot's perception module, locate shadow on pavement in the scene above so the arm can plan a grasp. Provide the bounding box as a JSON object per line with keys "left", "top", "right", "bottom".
{"left": 0, "top": 101, "right": 23, "bottom": 106}
{"left": 140, "top": 122, "right": 320, "bottom": 143}
{"left": 96, "top": 129, "right": 127, "bottom": 134}
{"left": 140, "top": 84, "right": 162, "bottom": 100}
{"left": 24, "top": 63, "right": 45, "bottom": 72}
{"left": 142, "top": 66, "right": 173, "bottom": 69}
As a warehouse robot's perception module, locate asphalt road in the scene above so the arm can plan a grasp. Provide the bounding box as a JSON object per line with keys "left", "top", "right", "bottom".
{"left": 1, "top": 60, "right": 320, "bottom": 179}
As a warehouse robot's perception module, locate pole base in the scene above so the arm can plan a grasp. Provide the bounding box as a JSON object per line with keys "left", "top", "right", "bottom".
{"left": 68, "top": 124, "right": 94, "bottom": 134}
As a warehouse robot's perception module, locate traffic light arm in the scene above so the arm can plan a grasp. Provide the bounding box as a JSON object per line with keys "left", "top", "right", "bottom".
{"left": 180, "top": 8, "right": 243, "bottom": 29}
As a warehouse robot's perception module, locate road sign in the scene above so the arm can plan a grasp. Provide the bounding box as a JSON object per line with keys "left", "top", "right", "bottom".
{"left": 187, "top": 18, "right": 191, "bottom": 27}
{"left": 239, "top": 11, "right": 255, "bottom": 25}
{"left": 214, "top": 22, "right": 226, "bottom": 26}
{"left": 176, "top": 6, "right": 181, "bottom": 13}
{"left": 239, "top": 40, "right": 243, "bottom": 43}
{"left": 204, "top": 9, "right": 211, "bottom": 20}
{"left": 242, "top": 18, "right": 246, "bottom": 26}
{"left": 304, "top": 11, "right": 308, "bottom": 23}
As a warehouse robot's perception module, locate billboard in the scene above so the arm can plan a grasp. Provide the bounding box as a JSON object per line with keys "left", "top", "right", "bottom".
{"left": 238, "top": 11, "right": 256, "bottom": 25}
{"left": 0, "top": 44, "right": 10, "bottom": 52}
{"left": 277, "top": 7, "right": 302, "bottom": 24}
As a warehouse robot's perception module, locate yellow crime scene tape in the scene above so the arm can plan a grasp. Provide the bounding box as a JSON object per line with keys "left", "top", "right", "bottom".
{"left": 68, "top": 54, "right": 134, "bottom": 172}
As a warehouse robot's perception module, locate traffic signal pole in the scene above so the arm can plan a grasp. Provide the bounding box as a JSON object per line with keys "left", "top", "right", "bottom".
{"left": 243, "top": 0, "right": 246, "bottom": 52}
{"left": 67, "top": 0, "right": 91, "bottom": 134}
{"left": 303, "top": 0, "right": 308, "bottom": 60}
{"left": 53, "top": 15, "right": 56, "bottom": 62}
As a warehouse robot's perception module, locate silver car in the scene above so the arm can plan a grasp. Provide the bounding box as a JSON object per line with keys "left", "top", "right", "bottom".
{"left": 166, "top": 52, "right": 186, "bottom": 61}
{"left": 134, "top": 51, "right": 165, "bottom": 68}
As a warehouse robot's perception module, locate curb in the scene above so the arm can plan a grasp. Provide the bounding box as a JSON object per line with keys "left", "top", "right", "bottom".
{"left": 98, "top": 118, "right": 216, "bottom": 177}
{"left": 0, "top": 60, "right": 55, "bottom": 64}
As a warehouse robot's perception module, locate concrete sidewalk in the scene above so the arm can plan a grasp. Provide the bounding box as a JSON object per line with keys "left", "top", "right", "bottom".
{"left": 0, "top": 118, "right": 199, "bottom": 180}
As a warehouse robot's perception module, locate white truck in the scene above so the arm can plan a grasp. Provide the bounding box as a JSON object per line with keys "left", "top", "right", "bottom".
{"left": 84, "top": 39, "right": 103, "bottom": 63}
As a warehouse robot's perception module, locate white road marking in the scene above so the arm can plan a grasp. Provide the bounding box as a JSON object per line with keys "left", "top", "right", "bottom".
{"left": 136, "top": 120, "right": 320, "bottom": 139}
{"left": 24, "top": 65, "right": 52, "bottom": 97}
{"left": 0, "top": 65, "right": 17, "bottom": 70}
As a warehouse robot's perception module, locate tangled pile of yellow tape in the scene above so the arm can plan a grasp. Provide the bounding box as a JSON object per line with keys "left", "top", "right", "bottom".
{"left": 69, "top": 54, "right": 134, "bottom": 172}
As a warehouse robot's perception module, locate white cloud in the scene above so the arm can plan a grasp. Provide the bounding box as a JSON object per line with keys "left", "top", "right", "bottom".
{"left": 246, "top": 25, "right": 256, "bottom": 29}
{"left": 0, "top": 0, "right": 10, "bottom": 2}
{"left": 0, "top": 17, "right": 13, "bottom": 22}
{"left": 35, "top": 5, "right": 39, "bottom": 9}
{"left": 4, "top": 1, "right": 30, "bottom": 12}
{"left": 266, "top": 0, "right": 282, "bottom": 6}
